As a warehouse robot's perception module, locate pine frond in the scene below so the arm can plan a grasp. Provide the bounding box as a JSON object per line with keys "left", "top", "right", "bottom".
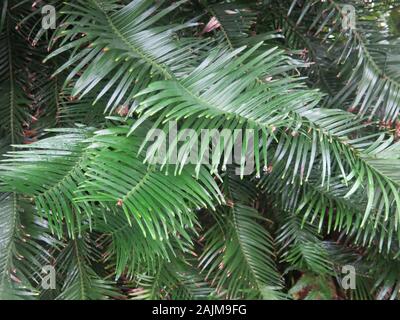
{"left": 46, "top": 0, "right": 197, "bottom": 114}
{"left": 56, "top": 236, "right": 119, "bottom": 300}
{"left": 130, "top": 257, "right": 217, "bottom": 300}
{"left": 0, "top": 193, "right": 58, "bottom": 300}
{"left": 200, "top": 205, "right": 285, "bottom": 300}
{"left": 0, "top": 13, "right": 30, "bottom": 146}
{"left": 277, "top": 213, "right": 333, "bottom": 275}
{"left": 0, "top": 127, "right": 95, "bottom": 237}
{"left": 285, "top": 0, "right": 400, "bottom": 121}
{"left": 77, "top": 123, "right": 224, "bottom": 241}
{"left": 93, "top": 207, "right": 194, "bottom": 278}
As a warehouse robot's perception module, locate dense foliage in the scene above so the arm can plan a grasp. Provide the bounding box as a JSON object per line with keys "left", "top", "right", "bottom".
{"left": 1, "top": 0, "right": 400, "bottom": 300}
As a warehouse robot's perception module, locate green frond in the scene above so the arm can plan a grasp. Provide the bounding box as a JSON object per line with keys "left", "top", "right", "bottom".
{"left": 0, "top": 192, "right": 25, "bottom": 300}
{"left": 200, "top": 204, "right": 285, "bottom": 300}
{"left": 56, "top": 236, "right": 119, "bottom": 300}
{"left": 0, "top": 14, "right": 30, "bottom": 146}
{"left": 93, "top": 207, "right": 194, "bottom": 278}
{"left": 0, "top": 127, "right": 95, "bottom": 238}
{"left": 130, "top": 257, "right": 217, "bottom": 300}
{"left": 1, "top": 0, "right": 400, "bottom": 301}
{"left": 276, "top": 213, "right": 333, "bottom": 275}
{"left": 0, "top": 193, "right": 58, "bottom": 300}
{"left": 77, "top": 123, "right": 224, "bottom": 241}
{"left": 46, "top": 0, "right": 196, "bottom": 114}
{"left": 285, "top": 0, "right": 400, "bottom": 121}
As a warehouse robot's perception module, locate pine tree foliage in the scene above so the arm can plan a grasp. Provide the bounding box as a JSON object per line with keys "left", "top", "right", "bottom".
{"left": 0, "top": 0, "right": 400, "bottom": 300}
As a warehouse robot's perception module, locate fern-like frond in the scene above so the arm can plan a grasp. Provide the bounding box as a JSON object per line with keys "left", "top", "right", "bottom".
{"left": 0, "top": 193, "right": 58, "bottom": 300}
{"left": 93, "top": 206, "right": 194, "bottom": 278}
{"left": 0, "top": 127, "right": 95, "bottom": 237}
{"left": 130, "top": 257, "right": 217, "bottom": 300}
{"left": 285, "top": 0, "right": 400, "bottom": 122}
{"left": 56, "top": 236, "right": 119, "bottom": 300}
{"left": 78, "top": 123, "right": 224, "bottom": 240}
{"left": 46, "top": 0, "right": 197, "bottom": 114}
{"left": 277, "top": 213, "right": 333, "bottom": 275}
{"left": 200, "top": 204, "right": 285, "bottom": 300}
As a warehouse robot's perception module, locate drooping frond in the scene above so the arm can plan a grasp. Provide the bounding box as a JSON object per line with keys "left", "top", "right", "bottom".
{"left": 0, "top": 8, "right": 30, "bottom": 146}
{"left": 1, "top": 0, "right": 400, "bottom": 301}
{"left": 77, "top": 123, "right": 224, "bottom": 240}
{"left": 0, "top": 122, "right": 224, "bottom": 240}
{"left": 277, "top": 213, "right": 333, "bottom": 275}
{"left": 201, "top": 0, "right": 282, "bottom": 48}
{"left": 0, "top": 193, "right": 57, "bottom": 300}
{"left": 136, "top": 43, "right": 320, "bottom": 177}
{"left": 0, "top": 193, "right": 25, "bottom": 300}
{"left": 93, "top": 206, "right": 195, "bottom": 279}
{"left": 283, "top": 0, "right": 400, "bottom": 122}
{"left": 200, "top": 173, "right": 285, "bottom": 300}
{"left": 56, "top": 236, "right": 119, "bottom": 300}
{"left": 200, "top": 204, "right": 285, "bottom": 300}
{"left": 46, "top": 0, "right": 198, "bottom": 114}
{"left": 0, "top": 127, "right": 95, "bottom": 238}
{"left": 130, "top": 257, "right": 217, "bottom": 300}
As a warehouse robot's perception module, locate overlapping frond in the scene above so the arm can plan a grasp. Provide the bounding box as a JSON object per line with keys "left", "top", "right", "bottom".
{"left": 130, "top": 257, "right": 217, "bottom": 300}
{"left": 56, "top": 236, "right": 119, "bottom": 300}
{"left": 0, "top": 127, "right": 95, "bottom": 237}
{"left": 93, "top": 208, "right": 185, "bottom": 278}
{"left": 78, "top": 123, "right": 224, "bottom": 240}
{"left": 46, "top": 0, "right": 198, "bottom": 114}
{"left": 200, "top": 204, "right": 285, "bottom": 300}
{"left": 1, "top": 0, "right": 400, "bottom": 301}
{"left": 0, "top": 193, "right": 57, "bottom": 300}
{"left": 0, "top": 10, "right": 30, "bottom": 146}
{"left": 283, "top": 0, "right": 400, "bottom": 122}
